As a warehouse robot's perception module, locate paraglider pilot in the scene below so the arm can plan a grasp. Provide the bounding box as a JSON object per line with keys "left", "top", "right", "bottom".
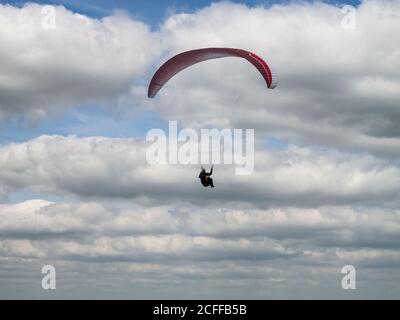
{"left": 199, "top": 166, "right": 214, "bottom": 188}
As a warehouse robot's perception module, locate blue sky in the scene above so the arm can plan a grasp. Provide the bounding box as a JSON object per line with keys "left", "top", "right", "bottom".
{"left": 3, "top": 0, "right": 362, "bottom": 26}
{"left": 0, "top": 105, "right": 167, "bottom": 143}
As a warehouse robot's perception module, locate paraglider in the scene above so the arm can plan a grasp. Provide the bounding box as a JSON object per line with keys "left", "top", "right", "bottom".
{"left": 199, "top": 166, "right": 214, "bottom": 188}
{"left": 147, "top": 48, "right": 278, "bottom": 98}
{"left": 147, "top": 48, "right": 278, "bottom": 188}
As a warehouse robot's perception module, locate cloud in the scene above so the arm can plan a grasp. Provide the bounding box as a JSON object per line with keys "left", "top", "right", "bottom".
{"left": 2, "top": 199, "right": 400, "bottom": 251}
{"left": 0, "top": 4, "right": 159, "bottom": 122}
{"left": 1, "top": 135, "right": 399, "bottom": 207}
{"left": 1, "top": 199, "right": 400, "bottom": 298}
{"left": 2, "top": 1, "right": 400, "bottom": 160}
{"left": 140, "top": 0, "right": 400, "bottom": 157}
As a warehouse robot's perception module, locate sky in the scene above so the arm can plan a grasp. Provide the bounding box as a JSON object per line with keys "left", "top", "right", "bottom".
{"left": 2, "top": 0, "right": 363, "bottom": 25}
{"left": 0, "top": 0, "right": 400, "bottom": 299}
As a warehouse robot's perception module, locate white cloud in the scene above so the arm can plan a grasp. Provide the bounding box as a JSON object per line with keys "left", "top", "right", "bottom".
{"left": 0, "top": 4, "right": 159, "bottom": 122}
{"left": 2, "top": 199, "right": 400, "bottom": 255}
{"left": 1, "top": 135, "right": 399, "bottom": 206}
{"left": 140, "top": 0, "right": 400, "bottom": 157}
{"left": 2, "top": 1, "right": 400, "bottom": 159}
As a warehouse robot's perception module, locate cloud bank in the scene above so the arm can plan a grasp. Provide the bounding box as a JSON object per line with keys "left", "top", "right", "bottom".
{"left": 1, "top": 135, "right": 399, "bottom": 207}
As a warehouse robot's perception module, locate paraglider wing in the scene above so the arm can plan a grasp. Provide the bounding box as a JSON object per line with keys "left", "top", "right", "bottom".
{"left": 148, "top": 48, "right": 278, "bottom": 98}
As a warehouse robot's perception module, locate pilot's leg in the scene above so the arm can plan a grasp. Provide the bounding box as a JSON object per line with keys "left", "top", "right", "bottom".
{"left": 201, "top": 179, "right": 210, "bottom": 187}
{"left": 208, "top": 177, "right": 215, "bottom": 188}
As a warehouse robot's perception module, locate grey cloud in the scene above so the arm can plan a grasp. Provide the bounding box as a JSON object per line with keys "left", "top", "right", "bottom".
{"left": 2, "top": 199, "right": 400, "bottom": 253}
{"left": 1, "top": 199, "right": 400, "bottom": 298}
{"left": 1, "top": 135, "right": 399, "bottom": 207}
